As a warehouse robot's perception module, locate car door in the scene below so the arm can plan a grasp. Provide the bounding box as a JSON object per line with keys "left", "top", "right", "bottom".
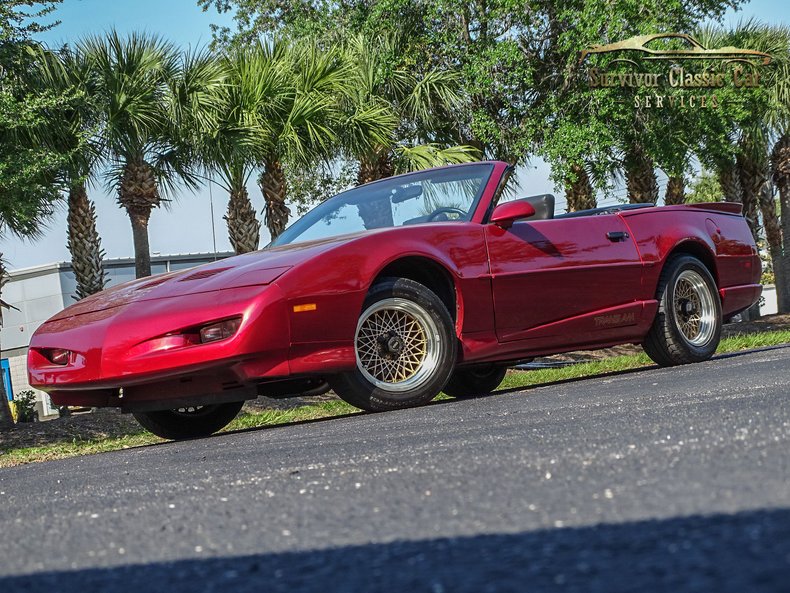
{"left": 485, "top": 213, "right": 644, "bottom": 345}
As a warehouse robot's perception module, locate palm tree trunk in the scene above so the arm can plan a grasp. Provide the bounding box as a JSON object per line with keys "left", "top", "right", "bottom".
{"left": 736, "top": 152, "right": 766, "bottom": 320}
{"left": 374, "top": 151, "right": 394, "bottom": 180}
{"left": 128, "top": 211, "right": 152, "bottom": 279}
{"left": 357, "top": 155, "right": 377, "bottom": 186}
{"left": 357, "top": 151, "right": 394, "bottom": 185}
{"left": 564, "top": 164, "right": 596, "bottom": 212}
{"left": 225, "top": 186, "right": 260, "bottom": 254}
{"left": 356, "top": 154, "right": 394, "bottom": 229}
{"left": 0, "top": 256, "right": 13, "bottom": 429}
{"left": 67, "top": 184, "right": 106, "bottom": 299}
{"left": 736, "top": 152, "right": 764, "bottom": 246}
{"left": 758, "top": 181, "right": 784, "bottom": 308}
{"left": 625, "top": 143, "right": 658, "bottom": 204}
{"left": 771, "top": 132, "right": 790, "bottom": 313}
{"left": 664, "top": 176, "right": 686, "bottom": 205}
{"left": 718, "top": 161, "right": 743, "bottom": 203}
{"left": 260, "top": 159, "right": 290, "bottom": 240}
{"left": 118, "top": 159, "right": 161, "bottom": 279}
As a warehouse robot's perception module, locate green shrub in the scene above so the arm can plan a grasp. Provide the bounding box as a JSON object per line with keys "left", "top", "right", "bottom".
{"left": 13, "top": 390, "right": 38, "bottom": 423}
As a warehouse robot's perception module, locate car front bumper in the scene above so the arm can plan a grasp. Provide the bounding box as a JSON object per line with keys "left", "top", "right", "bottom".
{"left": 28, "top": 285, "right": 292, "bottom": 410}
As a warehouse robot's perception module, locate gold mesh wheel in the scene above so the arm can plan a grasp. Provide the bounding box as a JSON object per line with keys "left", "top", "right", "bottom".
{"left": 673, "top": 269, "right": 716, "bottom": 346}
{"left": 642, "top": 255, "right": 722, "bottom": 367}
{"left": 355, "top": 298, "right": 441, "bottom": 392}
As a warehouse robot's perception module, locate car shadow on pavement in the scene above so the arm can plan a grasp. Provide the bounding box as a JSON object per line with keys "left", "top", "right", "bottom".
{"left": 3, "top": 507, "right": 789, "bottom": 593}
{"left": 131, "top": 343, "right": 790, "bottom": 446}
{"left": 208, "top": 343, "right": 790, "bottom": 440}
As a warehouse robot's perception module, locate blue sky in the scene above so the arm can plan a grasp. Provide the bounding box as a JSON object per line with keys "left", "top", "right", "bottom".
{"left": 1, "top": 0, "right": 789, "bottom": 269}
{"left": 37, "top": 0, "right": 235, "bottom": 48}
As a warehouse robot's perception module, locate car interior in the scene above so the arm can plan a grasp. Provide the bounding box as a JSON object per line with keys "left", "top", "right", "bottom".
{"left": 511, "top": 194, "right": 655, "bottom": 221}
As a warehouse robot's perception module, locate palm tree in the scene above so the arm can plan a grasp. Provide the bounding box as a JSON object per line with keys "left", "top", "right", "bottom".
{"left": 735, "top": 25, "right": 790, "bottom": 314}
{"left": 343, "top": 34, "right": 475, "bottom": 186}
{"left": 564, "top": 163, "right": 597, "bottom": 212}
{"left": 625, "top": 141, "right": 659, "bottom": 204}
{"left": 389, "top": 144, "right": 480, "bottom": 174}
{"left": 30, "top": 46, "right": 107, "bottom": 299}
{"left": 766, "top": 37, "right": 790, "bottom": 312}
{"left": 771, "top": 123, "right": 790, "bottom": 313}
{"left": 664, "top": 176, "right": 686, "bottom": 205}
{"left": 248, "top": 39, "right": 348, "bottom": 240}
{"left": 697, "top": 21, "right": 790, "bottom": 315}
{"left": 717, "top": 157, "right": 743, "bottom": 203}
{"left": 80, "top": 31, "right": 176, "bottom": 278}
{"left": 754, "top": 45, "right": 790, "bottom": 315}
{"left": 189, "top": 43, "right": 285, "bottom": 253}
{"left": 339, "top": 34, "right": 479, "bottom": 229}
{"left": 736, "top": 136, "right": 769, "bottom": 236}
{"left": 256, "top": 35, "right": 477, "bottom": 233}
{"left": 81, "top": 31, "right": 220, "bottom": 278}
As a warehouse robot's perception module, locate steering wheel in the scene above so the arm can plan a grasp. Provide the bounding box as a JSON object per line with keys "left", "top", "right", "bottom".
{"left": 427, "top": 207, "right": 466, "bottom": 222}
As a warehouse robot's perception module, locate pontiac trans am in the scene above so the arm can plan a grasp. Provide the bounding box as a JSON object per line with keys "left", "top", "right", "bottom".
{"left": 28, "top": 162, "right": 761, "bottom": 439}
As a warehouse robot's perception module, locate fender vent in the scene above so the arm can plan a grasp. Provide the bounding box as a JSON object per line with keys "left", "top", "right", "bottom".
{"left": 179, "top": 267, "right": 231, "bottom": 282}
{"left": 135, "top": 276, "right": 171, "bottom": 290}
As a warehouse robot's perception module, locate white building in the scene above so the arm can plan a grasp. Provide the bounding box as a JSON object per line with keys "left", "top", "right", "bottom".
{"left": 1, "top": 252, "right": 232, "bottom": 417}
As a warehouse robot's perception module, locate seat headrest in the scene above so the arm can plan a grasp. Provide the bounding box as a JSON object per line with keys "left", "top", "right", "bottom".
{"left": 521, "top": 194, "right": 555, "bottom": 220}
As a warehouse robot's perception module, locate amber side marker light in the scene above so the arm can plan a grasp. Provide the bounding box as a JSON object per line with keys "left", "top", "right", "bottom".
{"left": 45, "top": 348, "right": 71, "bottom": 365}
{"left": 199, "top": 318, "right": 242, "bottom": 344}
{"left": 293, "top": 303, "right": 317, "bottom": 313}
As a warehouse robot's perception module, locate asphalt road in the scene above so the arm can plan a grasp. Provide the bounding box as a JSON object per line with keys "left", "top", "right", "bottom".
{"left": 2, "top": 346, "right": 790, "bottom": 593}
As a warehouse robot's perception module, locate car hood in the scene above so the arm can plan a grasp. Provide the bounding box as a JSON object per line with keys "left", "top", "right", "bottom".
{"left": 51, "top": 233, "right": 363, "bottom": 321}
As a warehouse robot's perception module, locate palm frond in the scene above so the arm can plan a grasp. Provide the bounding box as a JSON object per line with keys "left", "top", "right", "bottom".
{"left": 78, "top": 29, "right": 178, "bottom": 163}
{"left": 392, "top": 143, "right": 481, "bottom": 174}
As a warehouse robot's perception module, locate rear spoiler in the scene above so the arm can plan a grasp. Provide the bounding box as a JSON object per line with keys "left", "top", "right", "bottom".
{"left": 684, "top": 202, "right": 743, "bottom": 215}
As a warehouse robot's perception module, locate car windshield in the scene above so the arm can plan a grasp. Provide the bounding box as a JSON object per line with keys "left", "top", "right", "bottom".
{"left": 270, "top": 163, "right": 494, "bottom": 247}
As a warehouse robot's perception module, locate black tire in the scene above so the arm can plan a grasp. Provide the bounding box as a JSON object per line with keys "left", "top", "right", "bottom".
{"left": 133, "top": 401, "right": 244, "bottom": 440}
{"left": 642, "top": 255, "right": 722, "bottom": 367}
{"left": 443, "top": 364, "right": 507, "bottom": 398}
{"left": 329, "top": 277, "right": 457, "bottom": 412}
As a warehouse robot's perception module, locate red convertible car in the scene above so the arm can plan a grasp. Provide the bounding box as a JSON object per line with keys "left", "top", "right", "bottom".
{"left": 28, "top": 162, "right": 760, "bottom": 439}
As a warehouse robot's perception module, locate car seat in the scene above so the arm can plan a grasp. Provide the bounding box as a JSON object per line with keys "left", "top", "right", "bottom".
{"left": 520, "top": 194, "right": 555, "bottom": 220}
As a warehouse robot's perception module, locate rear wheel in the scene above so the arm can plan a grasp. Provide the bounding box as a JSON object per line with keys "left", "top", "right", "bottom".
{"left": 642, "top": 255, "right": 721, "bottom": 366}
{"left": 133, "top": 401, "right": 244, "bottom": 440}
{"left": 330, "top": 277, "right": 456, "bottom": 412}
{"left": 443, "top": 364, "right": 507, "bottom": 398}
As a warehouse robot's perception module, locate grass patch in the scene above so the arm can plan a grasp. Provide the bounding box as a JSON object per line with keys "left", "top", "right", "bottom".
{"left": 225, "top": 399, "right": 359, "bottom": 431}
{"left": 2, "top": 330, "right": 789, "bottom": 468}
{"left": 499, "top": 354, "right": 653, "bottom": 390}
{"left": 0, "top": 400, "right": 360, "bottom": 468}
{"left": 499, "top": 330, "right": 790, "bottom": 390}
{"left": 0, "top": 432, "right": 159, "bottom": 467}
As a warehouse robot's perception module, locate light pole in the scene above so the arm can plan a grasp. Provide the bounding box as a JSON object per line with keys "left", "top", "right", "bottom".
{"left": 208, "top": 177, "right": 218, "bottom": 260}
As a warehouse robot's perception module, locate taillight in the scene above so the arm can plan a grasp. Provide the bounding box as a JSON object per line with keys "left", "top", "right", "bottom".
{"left": 45, "top": 348, "right": 71, "bottom": 365}
{"left": 199, "top": 318, "right": 242, "bottom": 344}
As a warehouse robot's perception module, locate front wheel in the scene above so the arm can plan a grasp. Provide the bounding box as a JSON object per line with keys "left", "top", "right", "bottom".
{"left": 443, "top": 365, "right": 508, "bottom": 398}
{"left": 330, "top": 277, "right": 457, "bottom": 412}
{"left": 642, "top": 255, "right": 722, "bottom": 366}
{"left": 133, "top": 401, "right": 244, "bottom": 440}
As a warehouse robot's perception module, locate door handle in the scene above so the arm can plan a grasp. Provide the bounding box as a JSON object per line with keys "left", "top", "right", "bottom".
{"left": 606, "top": 231, "right": 629, "bottom": 242}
